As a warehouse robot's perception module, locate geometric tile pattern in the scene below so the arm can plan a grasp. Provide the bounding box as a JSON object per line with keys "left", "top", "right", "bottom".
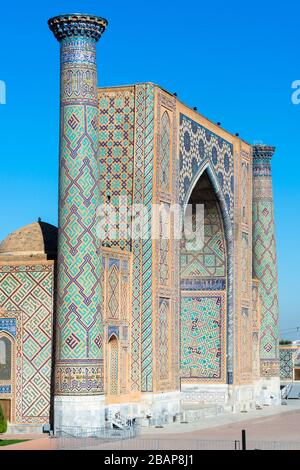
{"left": 159, "top": 238, "right": 170, "bottom": 286}
{"left": 180, "top": 295, "right": 225, "bottom": 381}
{"left": 179, "top": 114, "right": 234, "bottom": 381}
{"left": 0, "top": 265, "right": 53, "bottom": 423}
{"left": 157, "top": 298, "right": 169, "bottom": 380}
{"left": 253, "top": 199, "right": 279, "bottom": 359}
{"left": 252, "top": 281, "right": 261, "bottom": 380}
{"left": 101, "top": 249, "right": 130, "bottom": 398}
{"left": 107, "top": 264, "right": 119, "bottom": 319}
{"left": 179, "top": 114, "right": 234, "bottom": 221}
{"left": 241, "top": 161, "right": 249, "bottom": 224}
{"left": 241, "top": 233, "right": 248, "bottom": 295}
{"left": 181, "top": 278, "right": 226, "bottom": 291}
{"left": 140, "top": 84, "right": 155, "bottom": 392}
{"left": 156, "top": 91, "right": 179, "bottom": 392}
{"left": 252, "top": 145, "right": 279, "bottom": 367}
{"left": 98, "top": 89, "right": 135, "bottom": 250}
{"left": 159, "top": 204, "right": 170, "bottom": 286}
{"left": 54, "top": 34, "right": 103, "bottom": 395}
{"left": 279, "top": 348, "right": 293, "bottom": 380}
{"left": 131, "top": 84, "right": 155, "bottom": 392}
{"left": 158, "top": 111, "right": 171, "bottom": 192}
{"left": 101, "top": 251, "right": 130, "bottom": 326}
{"left": 180, "top": 201, "right": 226, "bottom": 280}
{"left": 240, "top": 307, "right": 252, "bottom": 381}
{"left": 0, "top": 318, "right": 16, "bottom": 338}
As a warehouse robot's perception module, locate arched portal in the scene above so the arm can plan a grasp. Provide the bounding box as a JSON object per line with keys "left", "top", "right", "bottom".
{"left": 180, "top": 168, "right": 230, "bottom": 384}
{"left": 107, "top": 335, "right": 119, "bottom": 395}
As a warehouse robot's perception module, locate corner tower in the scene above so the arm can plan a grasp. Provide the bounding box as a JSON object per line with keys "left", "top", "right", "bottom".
{"left": 252, "top": 144, "right": 280, "bottom": 382}
{"left": 48, "top": 14, "right": 108, "bottom": 428}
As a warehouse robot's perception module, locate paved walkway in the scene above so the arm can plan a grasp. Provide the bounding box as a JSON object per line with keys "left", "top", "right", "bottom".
{"left": 0, "top": 435, "right": 50, "bottom": 451}
{"left": 142, "top": 400, "right": 300, "bottom": 436}
{"left": 2, "top": 401, "right": 300, "bottom": 450}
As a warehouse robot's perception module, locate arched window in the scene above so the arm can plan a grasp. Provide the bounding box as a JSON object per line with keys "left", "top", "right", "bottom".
{"left": 0, "top": 336, "right": 12, "bottom": 381}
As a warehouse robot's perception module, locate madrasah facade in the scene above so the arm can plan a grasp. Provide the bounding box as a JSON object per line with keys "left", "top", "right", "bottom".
{"left": 0, "top": 13, "right": 280, "bottom": 432}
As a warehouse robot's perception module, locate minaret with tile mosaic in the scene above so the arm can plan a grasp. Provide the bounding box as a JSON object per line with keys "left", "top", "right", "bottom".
{"left": 252, "top": 144, "right": 280, "bottom": 378}
{"left": 48, "top": 13, "right": 108, "bottom": 428}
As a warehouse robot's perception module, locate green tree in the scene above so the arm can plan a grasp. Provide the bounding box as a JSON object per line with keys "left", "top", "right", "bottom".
{"left": 0, "top": 404, "right": 7, "bottom": 434}
{"left": 279, "top": 339, "right": 292, "bottom": 345}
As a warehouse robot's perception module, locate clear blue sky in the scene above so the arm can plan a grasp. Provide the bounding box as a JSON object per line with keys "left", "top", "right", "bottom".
{"left": 0, "top": 0, "right": 299, "bottom": 336}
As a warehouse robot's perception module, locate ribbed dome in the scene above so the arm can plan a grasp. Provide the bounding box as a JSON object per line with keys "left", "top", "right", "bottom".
{"left": 0, "top": 222, "right": 58, "bottom": 260}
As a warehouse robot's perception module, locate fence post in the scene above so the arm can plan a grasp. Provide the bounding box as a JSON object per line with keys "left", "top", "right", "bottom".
{"left": 234, "top": 440, "right": 240, "bottom": 450}
{"left": 242, "top": 429, "right": 246, "bottom": 451}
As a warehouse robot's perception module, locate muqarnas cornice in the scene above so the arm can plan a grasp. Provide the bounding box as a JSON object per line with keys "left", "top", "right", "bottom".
{"left": 252, "top": 144, "right": 276, "bottom": 177}
{"left": 252, "top": 144, "right": 276, "bottom": 162}
{"left": 48, "top": 13, "right": 108, "bottom": 42}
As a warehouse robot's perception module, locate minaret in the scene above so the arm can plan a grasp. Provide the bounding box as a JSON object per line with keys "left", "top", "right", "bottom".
{"left": 252, "top": 144, "right": 280, "bottom": 379}
{"left": 48, "top": 14, "right": 107, "bottom": 428}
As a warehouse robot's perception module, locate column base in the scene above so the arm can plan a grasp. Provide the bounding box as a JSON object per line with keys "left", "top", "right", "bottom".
{"left": 54, "top": 395, "right": 105, "bottom": 431}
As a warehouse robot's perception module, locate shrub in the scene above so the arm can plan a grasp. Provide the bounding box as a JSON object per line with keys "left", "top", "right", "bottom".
{"left": 0, "top": 405, "right": 7, "bottom": 434}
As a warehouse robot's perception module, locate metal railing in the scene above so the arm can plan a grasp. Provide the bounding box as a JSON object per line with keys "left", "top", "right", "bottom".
{"left": 51, "top": 424, "right": 140, "bottom": 449}
{"left": 248, "top": 440, "right": 300, "bottom": 450}
{"left": 49, "top": 426, "right": 300, "bottom": 450}
{"left": 50, "top": 436, "right": 241, "bottom": 450}
{"left": 97, "top": 438, "right": 241, "bottom": 450}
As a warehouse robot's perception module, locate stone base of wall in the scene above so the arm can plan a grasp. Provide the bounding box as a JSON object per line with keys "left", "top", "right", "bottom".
{"left": 8, "top": 379, "right": 282, "bottom": 433}
{"left": 103, "top": 384, "right": 261, "bottom": 425}
{"left": 54, "top": 395, "right": 106, "bottom": 430}
{"left": 6, "top": 423, "right": 47, "bottom": 434}
{"left": 105, "top": 391, "right": 181, "bottom": 426}
{"left": 254, "top": 377, "right": 281, "bottom": 406}
{"left": 181, "top": 383, "right": 229, "bottom": 404}
{"left": 227, "top": 378, "right": 281, "bottom": 412}
{"left": 230, "top": 384, "right": 257, "bottom": 412}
